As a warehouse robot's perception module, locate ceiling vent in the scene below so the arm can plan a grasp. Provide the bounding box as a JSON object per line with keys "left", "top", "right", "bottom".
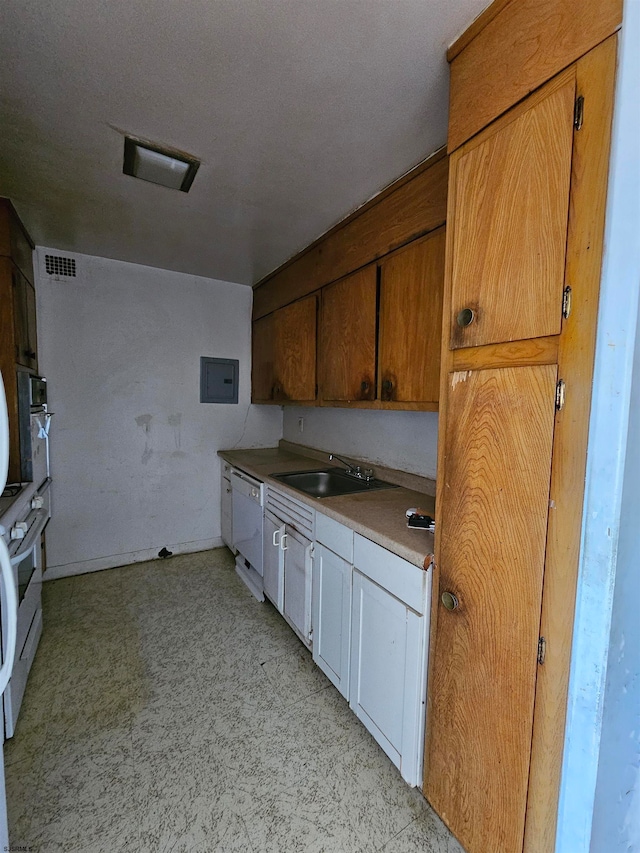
{"left": 45, "top": 255, "right": 76, "bottom": 278}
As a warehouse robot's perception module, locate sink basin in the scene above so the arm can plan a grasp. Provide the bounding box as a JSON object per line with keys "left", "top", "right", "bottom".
{"left": 273, "top": 467, "right": 398, "bottom": 499}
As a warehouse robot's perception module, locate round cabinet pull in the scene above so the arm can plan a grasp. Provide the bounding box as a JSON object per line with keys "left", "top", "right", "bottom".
{"left": 441, "top": 591, "right": 459, "bottom": 611}
{"left": 360, "top": 380, "right": 369, "bottom": 393}
{"left": 456, "top": 308, "right": 475, "bottom": 328}
{"left": 382, "top": 378, "right": 394, "bottom": 401}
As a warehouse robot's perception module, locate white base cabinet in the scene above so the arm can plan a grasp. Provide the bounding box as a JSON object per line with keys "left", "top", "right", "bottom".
{"left": 263, "top": 486, "right": 315, "bottom": 648}
{"left": 312, "top": 542, "right": 352, "bottom": 698}
{"left": 221, "top": 463, "right": 234, "bottom": 551}
{"left": 283, "top": 527, "right": 313, "bottom": 648}
{"left": 349, "top": 534, "right": 430, "bottom": 787}
{"left": 263, "top": 511, "right": 284, "bottom": 612}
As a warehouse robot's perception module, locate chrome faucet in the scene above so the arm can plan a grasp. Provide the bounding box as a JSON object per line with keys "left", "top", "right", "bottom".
{"left": 329, "top": 454, "right": 374, "bottom": 482}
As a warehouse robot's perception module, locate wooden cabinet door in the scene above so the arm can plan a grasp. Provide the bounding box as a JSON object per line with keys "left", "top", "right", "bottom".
{"left": 320, "top": 266, "right": 377, "bottom": 402}
{"left": 449, "top": 73, "right": 576, "bottom": 349}
{"left": 378, "top": 228, "right": 445, "bottom": 404}
{"left": 24, "top": 280, "right": 38, "bottom": 370}
{"left": 312, "top": 543, "right": 352, "bottom": 698}
{"left": 273, "top": 295, "right": 317, "bottom": 403}
{"left": 425, "top": 364, "right": 557, "bottom": 853}
{"left": 252, "top": 314, "right": 275, "bottom": 402}
{"left": 12, "top": 265, "right": 35, "bottom": 369}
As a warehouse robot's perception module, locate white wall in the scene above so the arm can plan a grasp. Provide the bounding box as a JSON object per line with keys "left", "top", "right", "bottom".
{"left": 554, "top": 3, "right": 640, "bottom": 851}
{"left": 589, "top": 4, "right": 640, "bottom": 851}
{"left": 35, "top": 249, "right": 282, "bottom": 577}
{"left": 282, "top": 406, "right": 438, "bottom": 478}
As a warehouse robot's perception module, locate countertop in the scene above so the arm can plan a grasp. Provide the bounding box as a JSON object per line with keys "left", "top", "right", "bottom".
{"left": 218, "top": 444, "right": 435, "bottom": 570}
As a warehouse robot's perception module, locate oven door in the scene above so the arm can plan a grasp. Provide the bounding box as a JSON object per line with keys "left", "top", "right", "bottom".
{"left": 3, "top": 497, "right": 49, "bottom": 738}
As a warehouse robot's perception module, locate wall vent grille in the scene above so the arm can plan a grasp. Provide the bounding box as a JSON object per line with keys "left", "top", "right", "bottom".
{"left": 45, "top": 255, "right": 76, "bottom": 277}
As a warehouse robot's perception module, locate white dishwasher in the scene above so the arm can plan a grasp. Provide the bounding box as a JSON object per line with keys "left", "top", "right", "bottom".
{"left": 231, "top": 470, "right": 264, "bottom": 601}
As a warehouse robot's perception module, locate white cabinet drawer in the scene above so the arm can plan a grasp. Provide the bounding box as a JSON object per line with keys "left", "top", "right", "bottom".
{"left": 353, "top": 534, "right": 427, "bottom": 614}
{"left": 315, "top": 512, "right": 353, "bottom": 562}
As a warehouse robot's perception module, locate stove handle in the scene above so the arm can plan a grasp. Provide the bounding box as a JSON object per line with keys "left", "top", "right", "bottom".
{"left": 0, "top": 538, "right": 18, "bottom": 694}
{"left": 9, "top": 510, "right": 48, "bottom": 567}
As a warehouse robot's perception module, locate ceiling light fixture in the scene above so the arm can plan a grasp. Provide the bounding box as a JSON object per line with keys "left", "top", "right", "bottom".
{"left": 123, "top": 136, "right": 200, "bottom": 192}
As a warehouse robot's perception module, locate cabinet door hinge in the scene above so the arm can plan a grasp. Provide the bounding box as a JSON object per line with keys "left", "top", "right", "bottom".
{"left": 537, "top": 637, "right": 547, "bottom": 665}
{"left": 574, "top": 95, "right": 584, "bottom": 131}
{"left": 562, "top": 286, "right": 572, "bottom": 320}
{"left": 555, "top": 380, "right": 566, "bottom": 411}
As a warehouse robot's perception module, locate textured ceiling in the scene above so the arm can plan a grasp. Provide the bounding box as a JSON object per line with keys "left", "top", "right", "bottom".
{"left": 0, "top": 0, "right": 488, "bottom": 285}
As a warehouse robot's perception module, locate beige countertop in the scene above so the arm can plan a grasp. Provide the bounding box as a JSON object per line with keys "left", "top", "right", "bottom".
{"left": 218, "top": 444, "right": 435, "bottom": 570}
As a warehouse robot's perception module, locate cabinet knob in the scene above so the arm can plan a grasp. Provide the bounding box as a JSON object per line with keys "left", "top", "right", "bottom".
{"left": 441, "top": 591, "right": 459, "bottom": 611}
{"left": 360, "top": 380, "right": 369, "bottom": 393}
{"left": 456, "top": 308, "right": 475, "bottom": 328}
{"left": 381, "top": 378, "right": 394, "bottom": 401}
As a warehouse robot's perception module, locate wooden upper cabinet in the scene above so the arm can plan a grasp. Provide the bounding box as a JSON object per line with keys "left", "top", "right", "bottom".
{"left": 319, "top": 266, "right": 377, "bottom": 403}
{"left": 273, "top": 295, "right": 317, "bottom": 403}
{"left": 251, "top": 313, "right": 275, "bottom": 402}
{"left": 0, "top": 198, "right": 35, "bottom": 284}
{"left": 449, "top": 72, "right": 576, "bottom": 350}
{"left": 378, "top": 228, "right": 445, "bottom": 405}
{"left": 12, "top": 267, "right": 37, "bottom": 370}
{"left": 251, "top": 295, "right": 317, "bottom": 404}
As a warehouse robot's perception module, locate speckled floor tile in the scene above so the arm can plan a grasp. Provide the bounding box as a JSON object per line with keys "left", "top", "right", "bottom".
{"left": 6, "top": 547, "right": 460, "bottom": 853}
{"left": 243, "top": 775, "right": 349, "bottom": 853}
{"left": 380, "top": 806, "right": 454, "bottom": 853}
{"left": 261, "top": 643, "right": 332, "bottom": 706}
{"left": 329, "top": 735, "right": 432, "bottom": 851}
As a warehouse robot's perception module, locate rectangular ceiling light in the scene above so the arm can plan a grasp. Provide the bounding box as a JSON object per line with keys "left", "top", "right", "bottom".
{"left": 123, "top": 136, "right": 199, "bottom": 192}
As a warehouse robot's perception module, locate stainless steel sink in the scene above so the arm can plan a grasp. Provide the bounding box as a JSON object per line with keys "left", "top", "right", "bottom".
{"left": 273, "top": 467, "right": 398, "bottom": 499}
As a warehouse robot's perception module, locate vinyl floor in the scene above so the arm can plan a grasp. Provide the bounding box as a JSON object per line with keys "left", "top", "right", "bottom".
{"left": 5, "top": 547, "right": 464, "bottom": 853}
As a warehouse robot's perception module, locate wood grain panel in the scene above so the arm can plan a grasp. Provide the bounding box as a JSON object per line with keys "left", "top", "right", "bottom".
{"left": 452, "top": 336, "right": 559, "bottom": 371}
{"left": 425, "top": 363, "right": 557, "bottom": 853}
{"left": 449, "top": 72, "right": 575, "bottom": 350}
{"left": 318, "top": 399, "right": 439, "bottom": 412}
{"left": 274, "top": 295, "right": 317, "bottom": 403}
{"left": 448, "top": 0, "right": 622, "bottom": 151}
{"left": 0, "top": 258, "right": 21, "bottom": 483}
{"left": 251, "top": 313, "right": 275, "bottom": 403}
{"left": 0, "top": 198, "right": 35, "bottom": 283}
{"left": 524, "top": 36, "right": 618, "bottom": 853}
{"left": 253, "top": 153, "right": 448, "bottom": 319}
{"left": 378, "top": 228, "right": 445, "bottom": 404}
{"left": 319, "top": 266, "right": 377, "bottom": 403}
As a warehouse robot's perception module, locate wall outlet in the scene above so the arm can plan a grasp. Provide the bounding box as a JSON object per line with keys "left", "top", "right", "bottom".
{"left": 298, "top": 417, "right": 304, "bottom": 434}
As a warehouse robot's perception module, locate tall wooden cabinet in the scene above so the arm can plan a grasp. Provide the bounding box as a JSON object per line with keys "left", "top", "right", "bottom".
{"left": 424, "top": 5, "right": 621, "bottom": 852}
{"left": 0, "top": 199, "right": 38, "bottom": 484}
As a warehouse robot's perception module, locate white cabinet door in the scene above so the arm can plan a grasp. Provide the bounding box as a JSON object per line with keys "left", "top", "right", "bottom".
{"left": 263, "top": 512, "right": 284, "bottom": 613}
{"left": 221, "top": 475, "right": 233, "bottom": 549}
{"left": 350, "top": 568, "right": 428, "bottom": 786}
{"left": 312, "top": 543, "right": 351, "bottom": 698}
{"left": 283, "top": 527, "right": 313, "bottom": 648}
